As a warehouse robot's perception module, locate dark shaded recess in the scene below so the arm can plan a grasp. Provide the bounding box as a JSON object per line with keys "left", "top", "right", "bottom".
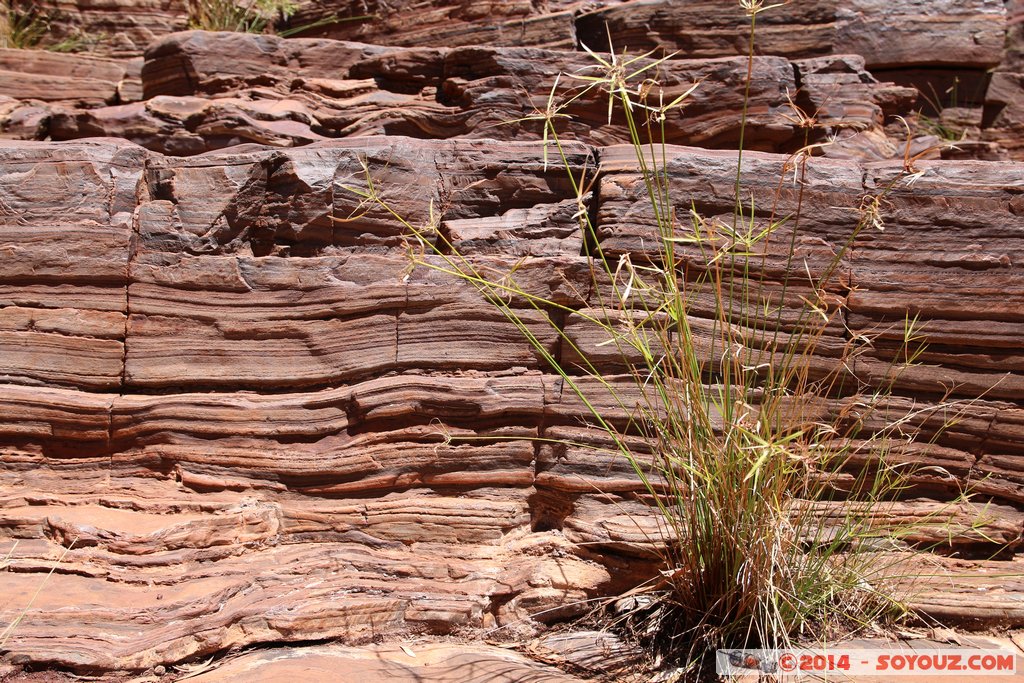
{"left": 277, "top": 10, "right": 376, "bottom": 41}
{"left": 349, "top": 51, "right": 445, "bottom": 95}
{"left": 0, "top": 437, "right": 113, "bottom": 463}
{"left": 870, "top": 67, "right": 992, "bottom": 115}
{"left": 528, "top": 491, "right": 577, "bottom": 532}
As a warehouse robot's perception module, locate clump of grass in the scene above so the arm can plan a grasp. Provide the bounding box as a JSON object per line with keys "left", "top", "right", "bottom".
{"left": 48, "top": 27, "right": 105, "bottom": 53}
{"left": 344, "top": 0, "right": 985, "bottom": 677}
{"left": 0, "top": 1, "right": 103, "bottom": 52}
{"left": 916, "top": 113, "right": 965, "bottom": 143}
{"left": 186, "top": 0, "right": 372, "bottom": 38}
{"left": 188, "top": 0, "right": 297, "bottom": 34}
{"left": 0, "top": 1, "right": 49, "bottom": 49}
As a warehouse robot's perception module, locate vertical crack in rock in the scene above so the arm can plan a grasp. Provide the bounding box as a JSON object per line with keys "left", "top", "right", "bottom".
{"left": 582, "top": 145, "right": 602, "bottom": 263}
{"left": 108, "top": 152, "right": 148, "bottom": 480}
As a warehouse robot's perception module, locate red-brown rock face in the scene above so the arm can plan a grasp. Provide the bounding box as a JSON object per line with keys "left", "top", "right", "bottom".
{"left": 0, "top": 0, "right": 1023, "bottom": 677}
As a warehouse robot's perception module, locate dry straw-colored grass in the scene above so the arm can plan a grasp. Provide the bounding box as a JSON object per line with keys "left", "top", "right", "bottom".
{"left": 344, "top": 1, "right": 992, "bottom": 678}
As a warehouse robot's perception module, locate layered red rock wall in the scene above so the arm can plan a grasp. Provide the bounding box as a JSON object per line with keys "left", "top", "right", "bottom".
{"left": 0, "top": 0, "right": 1023, "bottom": 675}
{"left": 0, "top": 0, "right": 1022, "bottom": 162}
{"left": 1, "top": 137, "right": 1023, "bottom": 672}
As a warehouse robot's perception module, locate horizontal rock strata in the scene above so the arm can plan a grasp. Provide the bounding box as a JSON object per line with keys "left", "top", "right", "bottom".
{"left": 0, "top": 8, "right": 1015, "bottom": 161}
{"left": 22, "top": 0, "right": 188, "bottom": 57}
{"left": 0, "top": 135, "right": 1022, "bottom": 672}
{"left": 1, "top": 0, "right": 1024, "bottom": 677}
{"left": 0, "top": 1, "right": 1019, "bottom": 161}
{"left": 0, "top": 48, "right": 135, "bottom": 106}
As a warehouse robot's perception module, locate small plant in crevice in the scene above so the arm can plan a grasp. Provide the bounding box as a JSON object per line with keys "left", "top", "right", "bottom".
{"left": 912, "top": 74, "right": 994, "bottom": 145}
{"left": 48, "top": 27, "right": 105, "bottom": 53}
{"left": 343, "top": 1, "right": 991, "bottom": 679}
{"left": 0, "top": 1, "right": 104, "bottom": 52}
{"left": 275, "top": 11, "right": 373, "bottom": 39}
{"left": 188, "top": 0, "right": 297, "bottom": 34}
{"left": 187, "top": 0, "right": 370, "bottom": 38}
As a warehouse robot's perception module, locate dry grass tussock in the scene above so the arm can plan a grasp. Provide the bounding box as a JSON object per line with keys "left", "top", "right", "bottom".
{"left": 343, "top": 1, "right": 997, "bottom": 679}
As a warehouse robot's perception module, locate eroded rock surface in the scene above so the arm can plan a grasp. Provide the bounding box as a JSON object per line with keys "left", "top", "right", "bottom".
{"left": 0, "top": 0, "right": 1019, "bottom": 162}
{"left": 1, "top": 0, "right": 1024, "bottom": 678}
{"left": 0, "top": 134, "right": 1022, "bottom": 673}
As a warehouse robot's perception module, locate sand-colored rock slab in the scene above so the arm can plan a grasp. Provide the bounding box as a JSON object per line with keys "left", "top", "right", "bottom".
{"left": 184, "top": 642, "right": 588, "bottom": 683}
